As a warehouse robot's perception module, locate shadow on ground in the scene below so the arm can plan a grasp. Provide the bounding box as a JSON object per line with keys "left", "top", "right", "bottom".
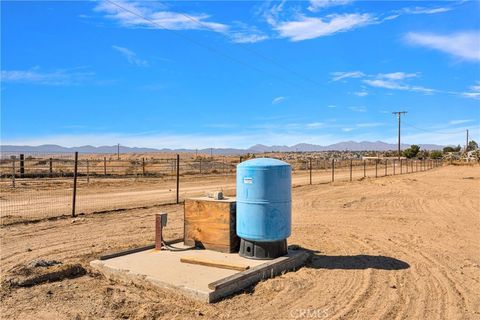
{"left": 307, "top": 254, "right": 410, "bottom": 270}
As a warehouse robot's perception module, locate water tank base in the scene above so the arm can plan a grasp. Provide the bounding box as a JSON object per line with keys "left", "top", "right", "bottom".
{"left": 238, "top": 239, "right": 287, "bottom": 260}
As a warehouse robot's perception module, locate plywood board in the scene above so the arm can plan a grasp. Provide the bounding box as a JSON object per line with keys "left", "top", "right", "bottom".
{"left": 184, "top": 197, "right": 239, "bottom": 253}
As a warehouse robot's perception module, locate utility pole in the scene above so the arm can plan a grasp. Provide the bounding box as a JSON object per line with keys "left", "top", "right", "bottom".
{"left": 117, "top": 143, "right": 120, "bottom": 160}
{"left": 466, "top": 129, "right": 469, "bottom": 152}
{"left": 392, "top": 111, "right": 407, "bottom": 160}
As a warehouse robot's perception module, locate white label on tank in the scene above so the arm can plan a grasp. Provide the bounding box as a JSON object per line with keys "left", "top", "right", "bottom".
{"left": 243, "top": 177, "right": 253, "bottom": 184}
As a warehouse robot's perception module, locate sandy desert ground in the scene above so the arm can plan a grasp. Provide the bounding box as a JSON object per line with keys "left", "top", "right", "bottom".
{"left": 1, "top": 165, "right": 479, "bottom": 319}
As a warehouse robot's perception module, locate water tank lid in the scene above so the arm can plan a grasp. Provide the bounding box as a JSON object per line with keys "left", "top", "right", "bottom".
{"left": 238, "top": 158, "right": 290, "bottom": 167}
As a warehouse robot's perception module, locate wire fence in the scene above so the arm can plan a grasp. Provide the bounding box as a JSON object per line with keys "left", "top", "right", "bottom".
{"left": 0, "top": 151, "right": 445, "bottom": 225}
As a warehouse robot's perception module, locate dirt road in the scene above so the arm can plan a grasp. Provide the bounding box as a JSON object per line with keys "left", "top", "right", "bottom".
{"left": 1, "top": 165, "right": 478, "bottom": 319}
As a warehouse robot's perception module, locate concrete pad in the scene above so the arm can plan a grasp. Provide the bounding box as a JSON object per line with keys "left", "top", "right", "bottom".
{"left": 90, "top": 245, "right": 310, "bottom": 303}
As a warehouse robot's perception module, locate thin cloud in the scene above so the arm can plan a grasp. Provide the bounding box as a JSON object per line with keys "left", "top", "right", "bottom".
{"left": 404, "top": 31, "right": 480, "bottom": 61}
{"left": 378, "top": 72, "right": 418, "bottom": 80}
{"left": 399, "top": 6, "right": 452, "bottom": 15}
{"left": 272, "top": 96, "right": 286, "bottom": 104}
{"left": 332, "top": 70, "right": 440, "bottom": 95}
{"left": 308, "top": 0, "right": 354, "bottom": 12}
{"left": 229, "top": 22, "right": 269, "bottom": 43}
{"left": 230, "top": 33, "right": 268, "bottom": 43}
{"left": 96, "top": 1, "right": 267, "bottom": 44}
{"left": 274, "top": 13, "right": 374, "bottom": 41}
{"left": 363, "top": 79, "right": 436, "bottom": 94}
{"left": 354, "top": 90, "right": 368, "bottom": 97}
{"left": 356, "top": 122, "right": 383, "bottom": 128}
{"left": 112, "top": 45, "right": 148, "bottom": 67}
{"left": 327, "top": 105, "right": 337, "bottom": 108}
{"left": 331, "top": 71, "right": 365, "bottom": 81}
{"left": 95, "top": 1, "right": 228, "bottom": 32}
{"left": 460, "top": 82, "right": 480, "bottom": 100}
{"left": 349, "top": 106, "right": 367, "bottom": 112}
{"left": 363, "top": 79, "right": 408, "bottom": 90}
{"left": 306, "top": 122, "right": 325, "bottom": 128}
{"left": 449, "top": 119, "right": 474, "bottom": 125}
{"left": 1, "top": 67, "right": 95, "bottom": 85}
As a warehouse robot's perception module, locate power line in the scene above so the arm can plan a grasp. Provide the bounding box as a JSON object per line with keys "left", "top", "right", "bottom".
{"left": 402, "top": 121, "right": 466, "bottom": 135}
{"left": 104, "top": 0, "right": 300, "bottom": 88}
{"left": 156, "top": 1, "right": 320, "bottom": 86}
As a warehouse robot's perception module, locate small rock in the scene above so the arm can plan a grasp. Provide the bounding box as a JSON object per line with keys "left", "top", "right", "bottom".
{"left": 47, "top": 290, "right": 53, "bottom": 295}
{"left": 196, "top": 311, "right": 204, "bottom": 316}
{"left": 26, "top": 248, "right": 32, "bottom": 252}
{"left": 28, "top": 259, "right": 62, "bottom": 268}
{"left": 390, "top": 285, "right": 397, "bottom": 289}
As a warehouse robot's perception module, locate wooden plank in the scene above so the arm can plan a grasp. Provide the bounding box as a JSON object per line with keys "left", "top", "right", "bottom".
{"left": 180, "top": 256, "right": 250, "bottom": 272}
{"left": 208, "top": 251, "right": 311, "bottom": 291}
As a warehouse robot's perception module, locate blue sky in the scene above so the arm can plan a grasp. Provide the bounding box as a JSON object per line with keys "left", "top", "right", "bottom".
{"left": 1, "top": 0, "right": 479, "bottom": 148}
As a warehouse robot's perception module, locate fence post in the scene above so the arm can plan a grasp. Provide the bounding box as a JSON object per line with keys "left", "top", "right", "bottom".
{"left": 349, "top": 159, "right": 353, "bottom": 181}
{"left": 72, "top": 152, "right": 78, "bottom": 217}
{"left": 19, "top": 154, "right": 25, "bottom": 178}
{"left": 104, "top": 157, "right": 107, "bottom": 176}
{"left": 49, "top": 158, "right": 53, "bottom": 177}
{"left": 375, "top": 160, "right": 378, "bottom": 178}
{"left": 239, "top": 156, "right": 243, "bottom": 163}
{"left": 176, "top": 154, "right": 180, "bottom": 204}
{"left": 331, "top": 159, "right": 335, "bottom": 182}
{"left": 11, "top": 157, "right": 15, "bottom": 188}
{"left": 363, "top": 160, "right": 366, "bottom": 178}
{"left": 199, "top": 158, "right": 202, "bottom": 174}
{"left": 86, "top": 159, "right": 90, "bottom": 184}
{"left": 393, "top": 160, "right": 396, "bottom": 175}
{"left": 309, "top": 158, "right": 312, "bottom": 185}
{"left": 400, "top": 159, "right": 403, "bottom": 174}
{"left": 142, "top": 157, "right": 146, "bottom": 176}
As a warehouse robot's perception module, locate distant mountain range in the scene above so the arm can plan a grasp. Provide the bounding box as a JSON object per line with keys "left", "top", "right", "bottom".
{"left": 0, "top": 141, "right": 444, "bottom": 154}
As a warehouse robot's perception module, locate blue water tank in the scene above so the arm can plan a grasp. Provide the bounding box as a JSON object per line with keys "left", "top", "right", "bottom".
{"left": 236, "top": 158, "right": 291, "bottom": 242}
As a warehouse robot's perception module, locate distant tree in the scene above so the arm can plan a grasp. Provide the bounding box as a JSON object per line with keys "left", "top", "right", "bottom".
{"left": 430, "top": 150, "right": 443, "bottom": 159}
{"left": 417, "top": 150, "right": 429, "bottom": 159}
{"left": 403, "top": 144, "right": 421, "bottom": 158}
{"left": 443, "top": 145, "right": 462, "bottom": 153}
{"left": 467, "top": 140, "right": 478, "bottom": 151}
